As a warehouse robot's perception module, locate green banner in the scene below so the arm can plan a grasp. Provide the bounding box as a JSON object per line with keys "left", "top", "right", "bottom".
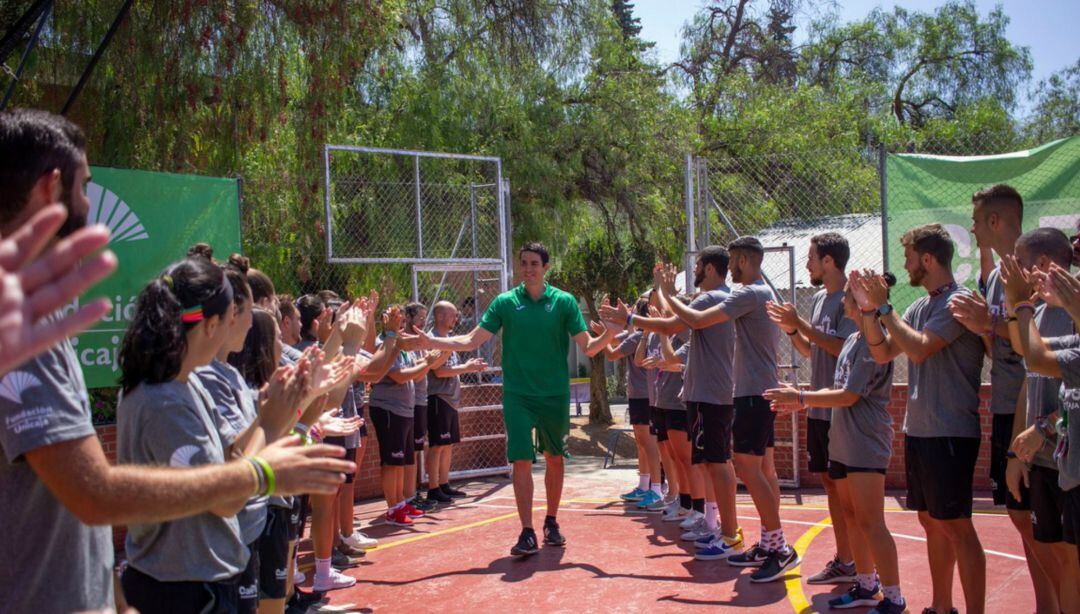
{"left": 885, "top": 136, "right": 1080, "bottom": 314}
{"left": 64, "top": 167, "right": 241, "bottom": 388}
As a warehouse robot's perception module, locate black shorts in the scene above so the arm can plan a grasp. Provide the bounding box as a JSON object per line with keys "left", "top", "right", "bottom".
{"left": 991, "top": 413, "right": 1030, "bottom": 510}
{"left": 904, "top": 435, "right": 979, "bottom": 520}
{"left": 237, "top": 540, "right": 259, "bottom": 613}
{"left": 733, "top": 396, "right": 775, "bottom": 456}
{"left": 427, "top": 396, "right": 461, "bottom": 446}
{"left": 288, "top": 495, "right": 306, "bottom": 541}
{"left": 1029, "top": 465, "right": 1065, "bottom": 543}
{"left": 370, "top": 405, "right": 415, "bottom": 466}
{"left": 122, "top": 565, "right": 239, "bottom": 614}
{"left": 650, "top": 406, "right": 667, "bottom": 441}
{"left": 807, "top": 418, "right": 831, "bottom": 473}
{"left": 1064, "top": 487, "right": 1080, "bottom": 563}
{"left": 828, "top": 460, "right": 887, "bottom": 480}
{"left": 342, "top": 447, "right": 358, "bottom": 484}
{"left": 664, "top": 408, "right": 688, "bottom": 434}
{"left": 413, "top": 404, "right": 428, "bottom": 450}
{"left": 628, "top": 398, "right": 651, "bottom": 426}
{"left": 258, "top": 506, "right": 290, "bottom": 599}
{"left": 687, "top": 401, "right": 734, "bottom": 464}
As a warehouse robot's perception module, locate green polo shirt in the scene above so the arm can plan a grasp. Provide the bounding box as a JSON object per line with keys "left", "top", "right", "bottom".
{"left": 479, "top": 283, "right": 588, "bottom": 397}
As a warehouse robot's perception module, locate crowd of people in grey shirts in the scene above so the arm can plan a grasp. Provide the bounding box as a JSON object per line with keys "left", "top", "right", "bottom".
{"left": 2, "top": 107, "right": 1080, "bottom": 614}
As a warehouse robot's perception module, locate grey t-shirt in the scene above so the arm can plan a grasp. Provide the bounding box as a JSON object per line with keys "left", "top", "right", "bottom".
{"left": 0, "top": 341, "right": 114, "bottom": 613}
{"left": 718, "top": 281, "right": 779, "bottom": 397}
{"left": 645, "top": 333, "right": 661, "bottom": 407}
{"left": 1057, "top": 346, "right": 1080, "bottom": 491}
{"left": 339, "top": 347, "right": 372, "bottom": 450}
{"left": 683, "top": 288, "right": 736, "bottom": 406}
{"left": 410, "top": 350, "right": 429, "bottom": 404}
{"left": 280, "top": 343, "right": 303, "bottom": 366}
{"left": 808, "top": 289, "right": 857, "bottom": 421}
{"left": 656, "top": 335, "right": 689, "bottom": 411}
{"left": 615, "top": 331, "right": 649, "bottom": 400}
{"left": 369, "top": 348, "right": 415, "bottom": 417}
{"left": 1027, "top": 305, "right": 1075, "bottom": 468}
{"left": 196, "top": 360, "right": 268, "bottom": 544}
{"left": 118, "top": 378, "right": 248, "bottom": 581}
{"left": 828, "top": 333, "right": 895, "bottom": 469}
{"left": 983, "top": 266, "right": 1026, "bottom": 415}
{"left": 427, "top": 330, "right": 463, "bottom": 408}
{"left": 901, "top": 284, "right": 985, "bottom": 439}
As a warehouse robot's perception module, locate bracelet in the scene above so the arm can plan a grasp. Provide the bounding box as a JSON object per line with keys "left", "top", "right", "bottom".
{"left": 860, "top": 308, "right": 876, "bottom": 315}
{"left": 798, "top": 389, "right": 806, "bottom": 407}
{"left": 251, "top": 455, "right": 276, "bottom": 496}
{"left": 626, "top": 313, "right": 634, "bottom": 328}
{"left": 384, "top": 330, "right": 397, "bottom": 339}
{"left": 245, "top": 457, "right": 266, "bottom": 496}
{"left": 786, "top": 329, "right": 797, "bottom": 336}
{"left": 1005, "top": 316, "right": 1018, "bottom": 323}
{"left": 1013, "top": 301, "right": 1035, "bottom": 313}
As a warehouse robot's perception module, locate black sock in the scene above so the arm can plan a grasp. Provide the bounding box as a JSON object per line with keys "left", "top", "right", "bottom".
{"left": 440, "top": 483, "right": 452, "bottom": 493}
{"left": 679, "top": 493, "right": 692, "bottom": 509}
{"left": 692, "top": 498, "right": 705, "bottom": 513}
{"left": 545, "top": 514, "right": 557, "bottom": 526}
{"left": 428, "top": 487, "right": 441, "bottom": 496}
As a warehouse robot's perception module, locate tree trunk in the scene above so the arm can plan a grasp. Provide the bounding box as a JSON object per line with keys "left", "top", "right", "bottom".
{"left": 581, "top": 293, "right": 613, "bottom": 425}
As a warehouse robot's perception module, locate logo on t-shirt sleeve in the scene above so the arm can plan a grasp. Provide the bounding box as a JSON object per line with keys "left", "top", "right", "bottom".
{"left": 169, "top": 444, "right": 202, "bottom": 467}
{"left": 0, "top": 370, "right": 42, "bottom": 405}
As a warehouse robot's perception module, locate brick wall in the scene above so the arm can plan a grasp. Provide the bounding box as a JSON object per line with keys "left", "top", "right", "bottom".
{"left": 774, "top": 383, "right": 995, "bottom": 490}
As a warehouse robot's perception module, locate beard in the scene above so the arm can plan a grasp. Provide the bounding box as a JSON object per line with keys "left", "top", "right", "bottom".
{"left": 56, "top": 187, "right": 88, "bottom": 238}
{"left": 694, "top": 269, "right": 705, "bottom": 287}
{"left": 809, "top": 274, "right": 823, "bottom": 287}
{"left": 908, "top": 264, "right": 926, "bottom": 287}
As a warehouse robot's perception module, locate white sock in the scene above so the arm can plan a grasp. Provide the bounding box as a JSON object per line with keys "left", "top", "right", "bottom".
{"left": 315, "top": 557, "right": 331, "bottom": 579}
{"left": 650, "top": 482, "right": 663, "bottom": 496}
{"left": 763, "top": 528, "right": 787, "bottom": 552}
{"left": 704, "top": 502, "right": 719, "bottom": 530}
{"left": 882, "top": 585, "right": 903, "bottom": 604}
{"left": 638, "top": 474, "right": 650, "bottom": 490}
{"left": 857, "top": 573, "right": 877, "bottom": 591}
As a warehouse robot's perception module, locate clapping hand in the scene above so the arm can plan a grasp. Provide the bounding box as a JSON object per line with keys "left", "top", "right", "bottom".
{"left": 999, "top": 255, "right": 1036, "bottom": 308}
{"left": 765, "top": 301, "right": 798, "bottom": 334}
{"left": 948, "top": 292, "right": 992, "bottom": 334}
{"left": 763, "top": 386, "right": 800, "bottom": 413}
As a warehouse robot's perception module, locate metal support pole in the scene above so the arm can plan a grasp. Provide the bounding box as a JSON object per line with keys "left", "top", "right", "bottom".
{"left": 322, "top": 146, "right": 334, "bottom": 261}
{"left": 62, "top": 0, "right": 134, "bottom": 115}
{"left": 1, "top": 0, "right": 51, "bottom": 111}
{"left": 879, "top": 143, "right": 889, "bottom": 272}
{"left": 497, "top": 165, "right": 509, "bottom": 290}
{"left": 414, "top": 155, "right": 423, "bottom": 258}
{"left": 684, "top": 153, "right": 696, "bottom": 291}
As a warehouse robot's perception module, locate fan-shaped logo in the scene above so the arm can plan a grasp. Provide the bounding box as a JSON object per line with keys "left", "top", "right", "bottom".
{"left": 0, "top": 371, "right": 42, "bottom": 405}
{"left": 169, "top": 444, "right": 201, "bottom": 467}
{"left": 86, "top": 182, "right": 149, "bottom": 243}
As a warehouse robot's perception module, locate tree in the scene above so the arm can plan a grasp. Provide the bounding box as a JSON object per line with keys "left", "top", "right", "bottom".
{"left": 1026, "top": 59, "right": 1080, "bottom": 143}
{"left": 611, "top": 0, "right": 642, "bottom": 40}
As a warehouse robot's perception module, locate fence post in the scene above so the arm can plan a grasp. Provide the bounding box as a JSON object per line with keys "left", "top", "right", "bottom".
{"left": 879, "top": 142, "right": 889, "bottom": 272}
{"left": 684, "top": 153, "right": 695, "bottom": 290}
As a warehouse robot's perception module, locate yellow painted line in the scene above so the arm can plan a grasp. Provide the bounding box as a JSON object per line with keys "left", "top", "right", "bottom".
{"left": 369, "top": 510, "right": 524, "bottom": 552}
{"left": 785, "top": 515, "right": 832, "bottom": 614}
{"left": 565, "top": 497, "right": 1009, "bottom": 516}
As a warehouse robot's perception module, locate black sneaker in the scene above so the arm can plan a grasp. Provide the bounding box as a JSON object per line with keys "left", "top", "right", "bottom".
{"left": 828, "top": 582, "right": 882, "bottom": 609}
{"left": 330, "top": 548, "right": 358, "bottom": 570}
{"left": 427, "top": 488, "right": 453, "bottom": 504}
{"left": 921, "top": 609, "right": 958, "bottom": 614}
{"left": 442, "top": 484, "right": 467, "bottom": 498}
{"left": 543, "top": 518, "right": 566, "bottom": 547}
{"left": 410, "top": 495, "right": 437, "bottom": 512}
{"left": 285, "top": 590, "right": 322, "bottom": 614}
{"left": 335, "top": 542, "right": 366, "bottom": 558}
{"left": 749, "top": 547, "right": 801, "bottom": 583}
{"left": 727, "top": 542, "right": 770, "bottom": 567}
{"left": 872, "top": 598, "right": 907, "bottom": 613}
{"left": 511, "top": 528, "right": 539, "bottom": 556}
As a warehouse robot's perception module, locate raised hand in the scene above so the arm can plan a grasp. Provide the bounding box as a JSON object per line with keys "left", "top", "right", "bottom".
{"left": 256, "top": 436, "right": 354, "bottom": 496}
{"left": 859, "top": 269, "right": 890, "bottom": 309}
{"left": 947, "top": 292, "right": 992, "bottom": 334}
{"left": 763, "top": 386, "right": 800, "bottom": 413}
{"left": 589, "top": 320, "right": 605, "bottom": 335}
{"left": 1044, "top": 264, "right": 1080, "bottom": 316}
{"left": 658, "top": 263, "right": 679, "bottom": 296}
{"left": 464, "top": 357, "right": 488, "bottom": 372}
{"left": 599, "top": 298, "right": 629, "bottom": 324}
{"left": 846, "top": 270, "right": 875, "bottom": 312}
{"left": 765, "top": 300, "right": 798, "bottom": 333}
{"left": 999, "top": 254, "right": 1035, "bottom": 307}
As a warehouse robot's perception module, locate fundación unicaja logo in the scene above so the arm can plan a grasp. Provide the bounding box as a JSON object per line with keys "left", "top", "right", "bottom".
{"left": 86, "top": 182, "right": 149, "bottom": 243}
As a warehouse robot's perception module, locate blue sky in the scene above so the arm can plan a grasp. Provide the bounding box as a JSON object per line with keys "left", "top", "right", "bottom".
{"left": 634, "top": 0, "right": 1080, "bottom": 113}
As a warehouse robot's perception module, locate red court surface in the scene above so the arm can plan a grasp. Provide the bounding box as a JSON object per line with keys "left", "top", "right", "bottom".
{"left": 295, "top": 459, "right": 1032, "bottom": 613}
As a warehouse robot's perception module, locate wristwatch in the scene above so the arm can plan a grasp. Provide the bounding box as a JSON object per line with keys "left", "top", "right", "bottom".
{"left": 875, "top": 304, "right": 893, "bottom": 318}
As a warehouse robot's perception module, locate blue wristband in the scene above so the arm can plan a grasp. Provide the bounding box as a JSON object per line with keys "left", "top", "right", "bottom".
{"left": 626, "top": 313, "right": 634, "bottom": 328}
{"left": 384, "top": 330, "right": 397, "bottom": 339}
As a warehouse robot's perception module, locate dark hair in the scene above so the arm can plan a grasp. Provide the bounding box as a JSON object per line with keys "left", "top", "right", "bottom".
{"left": 317, "top": 289, "right": 340, "bottom": 304}
{"left": 119, "top": 258, "right": 232, "bottom": 393}
{"left": 228, "top": 308, "right": 278, "bottom": 388}
{"left": 404, "top": 301, "right": 426, "bottom": 322}
{"left": 972, "top": 184, "right": 1023, "bottom": 221}
{"left": 1017, "top": 227, "right": 1073, "bottom": 268}
{"left": 698, "top": 245, "right": 730, "bottom": 278}
{"left": 810, "top": 232, "right": 850, "bottom": 270}
{"left": 518, "top": 241, "right": 550, "bottom": 265}
{"left": 634, "top": 294, "right": 650, "bottom": 317}
{"left": 0, "top": 108, "right": 86, "bottom": 226}
{"left": 295, "top": 294, "right": 324, "bottom": 341}
{"left": 277, "top": 294, "right": 298, "bottom": 320}
{"left": 245, "top": 267, "right": 276, "bottom": 304}
{"left": 728, "top": 236, "right": 764, "bottom": 265}
{"left": 223, "top": 265, "right": 252, "bottom": 307}
{"left": 187, "top": 243, "right": 215, "bottom": 262}
{"left": 900, "top": 224, "right": 954, "bottom": 268}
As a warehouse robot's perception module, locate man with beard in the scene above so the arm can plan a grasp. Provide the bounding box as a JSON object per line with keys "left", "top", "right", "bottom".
{"left": 766, "top": 232, "right": 858, "bottom": 585}
{"left": 0, "top": 109, "right": 355, "bottom": 612}
{"left": 857, "top": 223, "right": 987, "bottom": 614}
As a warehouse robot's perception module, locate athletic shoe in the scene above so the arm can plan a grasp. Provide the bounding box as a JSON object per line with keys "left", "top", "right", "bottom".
{"left": 409, "top": 495, "right": 438, "bottom": 512}
{"left": 827, "top": 582, "right": 882, "bottom": 609}
{"left": 645, "top": 494, "right": 671, "bottom": 511}
{"left": 636, "top": 490, "right": 663, "bottom": 509}
{"left": 680, "top": 517, "right": 712, "bottom": 542}
{"left": 312, "top": 568, "right": 356, "bottom": 592}
{"left": 662, "top": 506, "right": 691, "bottom": 522}
{"left": 871, "top": 598, "right": 907, "bottom": 613}
{"left": 330, "top": 549, "right": 357, "bottom": 570}
{"left": 679, "top": 510, "right": 704, "bottom": 530}
{"left": 403, "top": 502, "right": 425, "bottom": 517}
{"left": 695, "top": 535, "right": 744, "bottom": 560}
{"left": 427, "top": 489, "right": 453, "bottom": 504}
{"left": 335, "top": 542, "right": 367, "bottom": 558}
{"left": 386, "top": 508, "right": 413, "bottom": 526}
{"left": 920, "top": 609, "right": 958, "bottom": 614}
{"left": 749, "top": 547, "right": 801, "bottom": 583}
{"left": 293, "top": 569, "right": 305, "bottom": 585}
{"left": 727, "top": 542, "right": 770, "bottom": 567}
{"left": 341, "top": 531, "right": 378, "bottom": 550}
{"left": 697, "top": 526, "right": 744, "bottom": 550}
{"left": 285, "top": 590, "right": 322, "bottom": 614}
{"left": 442, "top": 484, "right": 468, "bottom": 498}
{"left": 511, "top": 528, "right": 539, "bottom": 556}
{"left": 807, "top": 555, "right": 857, "bottom": 584}
{"left": 621, "top": 487, "right": 647, "bottom": 502}
{"left": 543, "top": 518, "right": 567, "bottom": 547}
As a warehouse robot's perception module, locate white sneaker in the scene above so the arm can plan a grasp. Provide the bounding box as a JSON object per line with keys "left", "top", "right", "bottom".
{"left": 680, "top": 510, "right": 704, "bottom": 530}
{"left": 294, "top": 569, "right": 306, "bottom": 585}
{"left": 680, "top": 518, "right": 714, "bottom": 542}
{"left": 662, "top": 506, "right": 691, "bottom": 522}
{"left": 342, "top": 531, "right": 378, "bottom": 550}
{"left": 312, "top": 568, "right": 356, "bottom": 592}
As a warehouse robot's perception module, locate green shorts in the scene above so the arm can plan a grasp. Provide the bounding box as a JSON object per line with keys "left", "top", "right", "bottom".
{"left": 502, "top": 391, "right": 571, "bottom": 462}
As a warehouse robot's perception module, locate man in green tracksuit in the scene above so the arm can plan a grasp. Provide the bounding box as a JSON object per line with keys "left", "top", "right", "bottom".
{"left": 414, "top": 242, "right": 617, "bottom": 555}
